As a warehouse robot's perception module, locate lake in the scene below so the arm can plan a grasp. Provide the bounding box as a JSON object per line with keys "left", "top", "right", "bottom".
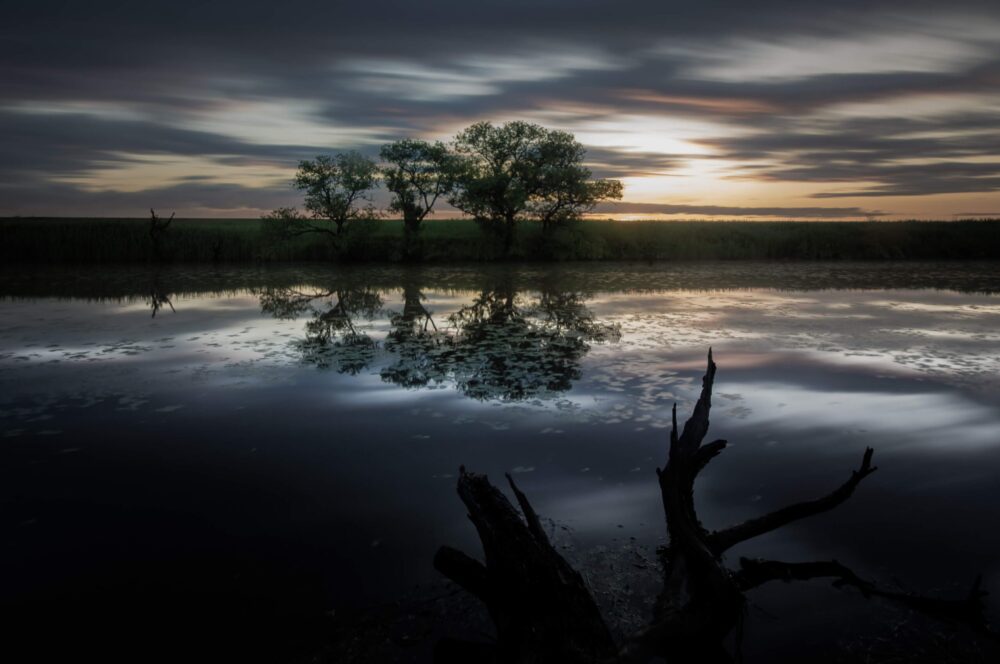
{"left": 2, "top": 262, "right": 999, "bottom": 663}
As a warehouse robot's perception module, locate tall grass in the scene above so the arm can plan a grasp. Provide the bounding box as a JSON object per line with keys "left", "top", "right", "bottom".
{"left": 2, "top": 217, "right": 999, "bottom": 263}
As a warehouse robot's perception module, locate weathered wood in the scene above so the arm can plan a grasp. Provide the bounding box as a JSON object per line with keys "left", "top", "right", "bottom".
{"left": 628, "top": 348, "right": 743, "bottom": 662}
{"left": 735, "top": 558, "right": 997, "bottom": 641}
{"left": 707, "top": 447, "right": 877, "bottom": 555}
{"left": 434, "top": 466, "right": 617, "bottom": 662}
{"left": 435, "top": 350, "right": 996, "bottom": 662}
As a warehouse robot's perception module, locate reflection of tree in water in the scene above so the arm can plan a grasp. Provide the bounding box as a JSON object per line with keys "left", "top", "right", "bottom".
{"left": 147, "top": 273, "right": 175, "bottom": 318}
{"left": 259, "top": 286, "right": 383, "bottom": 374}
{"left": 437, "top": 284, "right": 620, "bottom": 400}
{"left": 260, "top": 281, "right": 620, "bottom": 399}
{"left": 380, "top": 282, "right": 446, "bottom": 388}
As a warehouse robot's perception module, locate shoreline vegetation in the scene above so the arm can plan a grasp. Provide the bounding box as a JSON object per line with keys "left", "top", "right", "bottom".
{"left": 6, "top": 122, "right": 1000, "bottom": 264}
{"left": 2, "top": 217, "right": 999, "bottom": 263}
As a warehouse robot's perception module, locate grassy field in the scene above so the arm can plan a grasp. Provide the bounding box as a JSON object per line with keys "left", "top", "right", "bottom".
{"left": 2, "top": 217, "right": 999, "bottom": 263}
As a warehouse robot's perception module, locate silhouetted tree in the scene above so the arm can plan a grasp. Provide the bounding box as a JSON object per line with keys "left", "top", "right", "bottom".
{"left": 148, "top": 208, "right": 174, "bottom": 261}
{"left": 380, "top": 140, "right": 458, "bottom": 258}
{"left": 263, "top": 152, "right": 379, "bottom": 246}
{"left": 528, "top": 132, "right": 623, "bottom": 233}
{"left": 449, "top": 121, "right": 622, "bottom": 251}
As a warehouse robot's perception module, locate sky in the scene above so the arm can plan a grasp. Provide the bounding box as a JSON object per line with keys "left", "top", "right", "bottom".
{"left": 3, "top": 0, "right": 1000, "bottom": 220}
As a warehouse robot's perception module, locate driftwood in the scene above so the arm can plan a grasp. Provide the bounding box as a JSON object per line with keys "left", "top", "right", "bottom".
{"left": 435, "top": 350, "right": 996, "bottom": 662}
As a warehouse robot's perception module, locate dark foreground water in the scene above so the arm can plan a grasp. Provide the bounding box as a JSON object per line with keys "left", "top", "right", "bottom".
{"left": 2, "top": 262, "right": 999, "bottom": 663}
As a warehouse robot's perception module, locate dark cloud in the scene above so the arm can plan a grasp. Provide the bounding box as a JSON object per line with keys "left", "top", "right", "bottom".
{"left": 583, "top": 147, "right": 684, "bottom": 178}
{"left": 700, "top": 110, "right": 1000, "bottom": 197}
{"left": 3, "top": 1, "right": 1000, "bottom": 213}
{"left": 0, "top": 110, "right": 321, "bottom": 182}
{"left": 1, "top": 181, "right": 299, "bottom": 217}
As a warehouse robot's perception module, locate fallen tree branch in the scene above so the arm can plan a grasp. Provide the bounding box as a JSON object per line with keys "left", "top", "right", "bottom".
{"left": 736, "top": 557, "right": 997, "bottom": 641}
{"left": 707, "top": 447, "right": 877, "bottom": 555}
{"left": 434, "top": 467, "right": 617, "bottom": 662}
{"left": 433, "top": 350, "right": 995, "bottom": 662}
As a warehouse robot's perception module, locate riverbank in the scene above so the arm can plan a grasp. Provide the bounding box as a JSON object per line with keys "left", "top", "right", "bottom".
{"left": 2, "top": 217, "right": 999, "bottom": 263}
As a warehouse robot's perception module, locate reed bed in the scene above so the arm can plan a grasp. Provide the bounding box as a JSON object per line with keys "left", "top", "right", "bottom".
{"left": 2, "top": 217, "right": 998, "bottom": 263}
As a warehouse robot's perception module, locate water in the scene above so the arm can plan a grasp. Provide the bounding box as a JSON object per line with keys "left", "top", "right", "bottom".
{"left": 2, "top": 262, "right": 999, "bottom": 662}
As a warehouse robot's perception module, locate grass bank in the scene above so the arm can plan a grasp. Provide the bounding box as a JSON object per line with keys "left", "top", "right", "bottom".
{"left": 2, "top": 217, "right": 999, "bottom": 263}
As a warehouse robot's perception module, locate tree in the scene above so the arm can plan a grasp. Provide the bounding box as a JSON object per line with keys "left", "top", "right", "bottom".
{"left": 265, "top": 152, "right": 379, "bottom": 244}
{"left": 449, "top": 121, "right": 622, "bottom": 251}
{"left": 148, "top": 208, "right": 174, "bottom": 261}
{"left": 531, "top": 171, "right": 623, "bottom": 233}
{"left": 379, "top": 139, "right": 457, "bottom": 254}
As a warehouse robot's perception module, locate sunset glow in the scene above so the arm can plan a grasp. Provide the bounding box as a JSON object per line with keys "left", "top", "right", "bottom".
{"left": 3, "top": 2, "right": 1000, "bottom": 219}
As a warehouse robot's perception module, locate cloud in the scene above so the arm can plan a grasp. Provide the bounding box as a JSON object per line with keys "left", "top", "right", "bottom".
{"left": 583, "top": 147, "right": 684, "bottom": 178}
{"left": 3, "top": 1, "right": 1000, "bottom": 213}
{"left": 595, "top": 202, "right": 884, "bottom": 219}
{"left": 0, "top": 181, "right": 298, "bottom": 218}
{"left": 700, "top": 109, "right": 1000, "bottom": 197}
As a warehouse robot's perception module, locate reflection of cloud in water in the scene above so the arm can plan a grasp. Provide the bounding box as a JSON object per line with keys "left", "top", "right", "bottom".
{"left": 588, "top": 289, "right": 1000, "bottom": 390}
{"left": 4, "top": 271, "right": 1000, "bottom": 444}
{"left": 4, "top": 264, "right": 1000, "bottom": 658}
{"left": 729, "top": 384, "right": 1000, "bottom": 451}
{"left": 541, "top": 482, "right": 662, "bottom": 537}
{"left": 260, "top": 282, "right": 621, "bottom": 401}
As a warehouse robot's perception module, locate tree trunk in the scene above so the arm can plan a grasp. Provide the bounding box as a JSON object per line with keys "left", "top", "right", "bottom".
{"left": 403, "top": 219, "right": 422, "bottom": 261}
{"left": 434, "top": 470, "right": 617, "bottom": 662}
{"left": 502, "top": 216, "right": 516, "bottom": 255}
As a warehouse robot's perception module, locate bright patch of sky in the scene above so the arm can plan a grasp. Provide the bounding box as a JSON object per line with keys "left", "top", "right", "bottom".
{"left": 671, "top": 17, "right": 1000, "bottom": 81}
{"left": 340, "top": 48, "right": 626, "bottom": 102}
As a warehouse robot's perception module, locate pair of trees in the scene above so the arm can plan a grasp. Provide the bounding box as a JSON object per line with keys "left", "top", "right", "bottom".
{"left": 264, "top": 121, "right": 624, "bottom": 254}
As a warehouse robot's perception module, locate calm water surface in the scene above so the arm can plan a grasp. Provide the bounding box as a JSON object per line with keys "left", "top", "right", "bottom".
{"left": 1, "top": 262, "right": 999, "bottom": 662}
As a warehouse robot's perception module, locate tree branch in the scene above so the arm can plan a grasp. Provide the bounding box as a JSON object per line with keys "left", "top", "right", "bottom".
{"left": 736, "top": 557, "right": 997, "bottom": 641}
{"left": 505, "top": 472, "right": 550, "bottom": 547}
{"left": 433, "top": 546, "right": 491, "bottom": 602}
{"left": 708, "top": 447, "right": 877, "bottom": 555}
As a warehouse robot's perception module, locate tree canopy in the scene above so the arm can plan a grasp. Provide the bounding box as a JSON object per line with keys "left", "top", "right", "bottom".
{"left": 266, "top": 121, "right": 624, "bottom": 254}
{"left": 449, "top": 121, "right": 623, "bottom": 245}
{"left": 379, "top": 139, "right": 457, "bottom": 233}
{"left": 265, "top": 152, "right": 379, "bottom": 243}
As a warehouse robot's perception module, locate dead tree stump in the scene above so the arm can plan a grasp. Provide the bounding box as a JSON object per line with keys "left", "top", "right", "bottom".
{"left": 435, "top": 350, "right": 995, "bottom": 662}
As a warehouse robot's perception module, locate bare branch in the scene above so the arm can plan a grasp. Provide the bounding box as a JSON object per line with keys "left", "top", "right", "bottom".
{"left": 708, "top": 447, "right": 877, "bottom": 555}
{"left": 506, "top": 473, "right": 550, "bottom": 547}
{"left": 693, "top": 439, "right": 728, "bottom": 476}
{"left": 434, "top": 546, "right": 491, "bottom": 602}
{"left": 736, "top": 557, "right": 997, "bottom": 641}
{"left": 672, "top": 348, "right": 717, "bottom": 459}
